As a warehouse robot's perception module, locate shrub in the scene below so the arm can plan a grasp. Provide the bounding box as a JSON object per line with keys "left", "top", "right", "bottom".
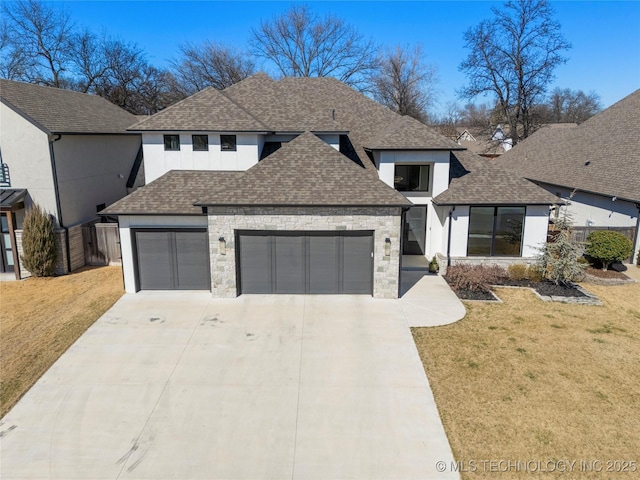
{"left": 428, "top": 255, "right": 439, "bottom": 273}
{"left": 444, "top": 264, "right": 507, "bottom": 293}
{"left": 20, "top": 204, "right": 57, "bottom": 277}
{"left": 537, "top": 217, "right": 586, "bottom": 285}
{"left": 507, "top": 264, "right": 529, "bottom": 280}
{"left": 585, "top": 230, "right": 633, "bottom": 271}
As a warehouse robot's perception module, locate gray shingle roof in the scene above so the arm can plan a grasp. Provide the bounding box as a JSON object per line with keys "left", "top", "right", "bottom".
{"left": 221, "top": 74, "right": 346, "bottom": 133}
{"left": 0, "top": 79, "right": 138, "bottom": 134}
{"left": 104, "top": 133, "right": 411, "bottom": 214}
{"left": 432, "top": 150, "right": 558, "bottom": 206}
{"left": 277, "top": 76, "right": 460, "bottom": 151}
{"left": 102, "top": 170, "right": 244, "bottom": 215}
{"left": 129, "top": 86, "right": 270, "bottom": 132}
{"left": 498, "top": 89, "right": 640, "bottom": 202}
{"left": 195, "top": 131, "right": 412, "bottom": 207}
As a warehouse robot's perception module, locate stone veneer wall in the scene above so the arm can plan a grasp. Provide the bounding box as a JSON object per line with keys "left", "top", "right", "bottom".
{"left": 437, "top": 253, "right": 538, "bottom": 276}
{"left": 15, "top": 229, "right": 68, "bottom": 278}
{"left": 208, "top": 206, "right": 403, "bottom": 299}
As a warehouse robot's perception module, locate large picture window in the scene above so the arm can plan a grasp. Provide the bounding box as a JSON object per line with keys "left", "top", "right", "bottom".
{"left": 467, "top": 206, "right": 525, "bottom": 256}
{"left": 394, "top": 164, "right": 430, "bottom": 192}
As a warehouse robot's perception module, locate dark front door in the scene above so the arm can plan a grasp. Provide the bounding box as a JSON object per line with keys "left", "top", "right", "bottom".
{"left": 402, "top": 206, "right": 427, "bottom": 255}
{"left": 238, "top": 231, "right": 373, "bottom": 295}
{"left": 134, "top": 229, "right": 210, "bottom": 290}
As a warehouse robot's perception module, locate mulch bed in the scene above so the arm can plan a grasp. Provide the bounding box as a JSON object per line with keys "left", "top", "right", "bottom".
{"left": 496, "top": 279, "right": 587, "bottom": 297}
{"left": 584, "top": 266, "right": 629, "bottom": 280}
{"left": 448, "top": 279, "right": 588, "bottom": 301}
{"left": 454, "top": 289, "right": 497, "bottom": 301}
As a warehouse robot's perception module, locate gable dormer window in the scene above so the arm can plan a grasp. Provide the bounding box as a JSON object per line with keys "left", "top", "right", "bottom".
{"left": 394, "top": 164, "right": 430, "bottom": 192}
{"left": 220, "top": 135, "right": 237, "bottom": 152}
{"left": 192, "top": 135, "right": 209, "bottom": 151}
{"left": 164, "top": 135, "right": 180, "bottom": 151}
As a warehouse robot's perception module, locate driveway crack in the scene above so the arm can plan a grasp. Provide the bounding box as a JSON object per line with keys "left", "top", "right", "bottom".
{"left": 291, "top": 296, "right": 306, "bottom": 480}
{"left": 115, "top": 298, "right": 213, "bottom": 478}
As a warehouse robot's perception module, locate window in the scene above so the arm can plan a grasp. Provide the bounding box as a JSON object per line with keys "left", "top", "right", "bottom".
{"left": 468, "top": 206, "right": 525, "bottom": 256}
{"left": 394, "top": 164, "right": 430, "bottom": 192}
{"left": 220, "top": 135, "right": 237, "bottom": 151}
{"left": 164, "top": 135, "right": 180, "bottom": 151}
{"left": 192, "top": 135, "right": 208, "bottom": 151}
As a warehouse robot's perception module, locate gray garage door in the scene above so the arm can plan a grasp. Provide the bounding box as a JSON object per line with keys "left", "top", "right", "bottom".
{"left": 134, "top": 229, "right": 210, "bottom": 290}
{"left": 238, "top": 231, "right": 373, "bottom": 294}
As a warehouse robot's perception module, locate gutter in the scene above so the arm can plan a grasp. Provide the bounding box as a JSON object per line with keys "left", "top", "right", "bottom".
{"left": 48, "top": 134, "right": 72, "bottom": 273}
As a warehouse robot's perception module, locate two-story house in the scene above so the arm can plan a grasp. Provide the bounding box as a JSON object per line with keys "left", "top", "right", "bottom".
{"left": 0, "top": 79, "right": 142, "bottom": 279}
{"left": 104, "top": 74, "right": 557, "bottom": 298}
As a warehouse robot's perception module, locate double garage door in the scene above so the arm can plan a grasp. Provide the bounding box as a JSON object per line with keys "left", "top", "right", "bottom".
{"left": 134, "top": 229, "right": 210, "bottom": 290}
{"left": 238, "top": 231, "right": 373, "bottom": 294}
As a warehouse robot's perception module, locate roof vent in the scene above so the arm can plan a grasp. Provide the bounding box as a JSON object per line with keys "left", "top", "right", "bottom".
{"left": 584, "top": 161, "right": 591, "bottom": 166}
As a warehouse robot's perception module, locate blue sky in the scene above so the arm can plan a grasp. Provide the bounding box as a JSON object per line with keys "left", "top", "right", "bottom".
{"left": 51, "top": 1, "right": 640, "bottom": 115}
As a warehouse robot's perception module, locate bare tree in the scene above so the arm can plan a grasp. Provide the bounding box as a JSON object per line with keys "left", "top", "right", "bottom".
{"left": 93, "top": 39, "right": 173, "bottom": 114}
{"left": 69, "top": 29, "right": 111, "bottom": 93}
{"left": 0, "top": 20, "right": 31, "bottom": 80}
{"left": 171, "top": 41, "right": 255, "bottom": 95}
{"left": 459, "top": 0, "right": 571, "bottom": 144}
{"left": 2, "top": 0, "right": 74, "bottom": 87}
{"left": 250, "top": 4, "right": 378, "bottom": 89}
{"left": 545, "top": 87, "right": 602, "bottom": 123}
{"left": 369, "top": 45, "right": 437, "bottom": 123}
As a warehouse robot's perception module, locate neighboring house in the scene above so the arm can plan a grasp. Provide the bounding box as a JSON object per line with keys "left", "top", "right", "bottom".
{"left": 499, "top": 89, "right": 640, "bottom": 263}
{"left": 0, "top": 79, "right": 143, "bottom": 279}
{"left": 104, "top": 74, "right": 556, "bottom": 298}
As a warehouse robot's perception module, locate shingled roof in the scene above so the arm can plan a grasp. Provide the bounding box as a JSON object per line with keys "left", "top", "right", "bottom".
{"left": 102, "top": 170, "right": 244, "bottom": 215}
{"left": 195, "top": 131, "right": 411, "bottom": 207}
{"left": 433, "top": 149, "right": 558, "bottom": 206}
{"left": 498, "top": 89, "right": 640, "bottom": 203}
{"left": 104, "top": 132, "right": 410, "bottom": 214}
{"left": 129, "top": 86, "right": 270, "bottom": 132}
{"left": 0, "top": 79, "right": 138, "bottom": 134}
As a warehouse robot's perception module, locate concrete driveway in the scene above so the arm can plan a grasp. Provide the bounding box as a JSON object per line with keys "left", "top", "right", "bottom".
{"left": 1, "top": 292, "right": 459, "bottom": 480}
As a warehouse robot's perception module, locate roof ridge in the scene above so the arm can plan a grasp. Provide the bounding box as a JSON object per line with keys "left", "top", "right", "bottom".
{"left": 218, "top": 88, "right": 272, "bottom": 132}
{"left": 129, "top": 87, "right": 218, "bottom": 130}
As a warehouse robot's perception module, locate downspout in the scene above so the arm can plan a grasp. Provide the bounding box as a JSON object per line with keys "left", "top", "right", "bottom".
{"left": 48, "top": 134, "right": 71, "bottom": 273}
{"left": 447, "top": 206, "right": 455, "bottom": 267}
{"left": 634, "top": 204, "right": 640, "bottom": 265}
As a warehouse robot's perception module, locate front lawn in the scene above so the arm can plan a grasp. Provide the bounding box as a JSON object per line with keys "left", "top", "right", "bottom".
{"left": 413, "top": 283, "right": 640, "bottom": 479}
{"left": 0, "top": 266, "right": 124, "bottom": 417}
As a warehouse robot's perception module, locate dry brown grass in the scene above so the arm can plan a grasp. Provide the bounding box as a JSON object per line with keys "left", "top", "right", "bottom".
{"left": 413, "top": 283, "right": 640, "bottom": 479}
{"left": 0, "top": 266, "right": 123, "bottom": 417}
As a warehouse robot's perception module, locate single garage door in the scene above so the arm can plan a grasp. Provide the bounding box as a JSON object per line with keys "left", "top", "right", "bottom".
{"left": 134, "top": 229, "right": 210, "bottom": 290}
{"left": 238, "top": 231, "right": 373, "bottom": 295}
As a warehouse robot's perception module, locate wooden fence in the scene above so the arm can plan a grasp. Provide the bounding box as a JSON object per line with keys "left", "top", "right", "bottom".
{"left": 82, "top": 222, "right": 121, "bottom": 266}
{"left": 570, "top": 226, "right": 636, "bottom": 263}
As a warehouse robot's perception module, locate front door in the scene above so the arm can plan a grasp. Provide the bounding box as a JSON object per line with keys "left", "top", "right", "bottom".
{"left": 1, "top": 213, "right": 15, "bottom": 272}
{"left": 402, "top": 206, "right": 427, "bottom": 255}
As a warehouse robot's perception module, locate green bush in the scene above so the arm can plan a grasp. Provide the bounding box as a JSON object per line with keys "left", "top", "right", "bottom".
{"left": 20, "top": 204, "right": 57, "bottom": 277}
{"left": 585, "top": 230, "right": 633, "bottom": 271}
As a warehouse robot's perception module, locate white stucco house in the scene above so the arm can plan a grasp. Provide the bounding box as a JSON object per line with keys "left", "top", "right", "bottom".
{"left": 0, "top": 79, "right": 142, "bottom": 279}
{"left": 499, "top": 89, "right": 640, "bottom": 264}
{"left": 104, "top": 74, "right": 557, "bottom": 298}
